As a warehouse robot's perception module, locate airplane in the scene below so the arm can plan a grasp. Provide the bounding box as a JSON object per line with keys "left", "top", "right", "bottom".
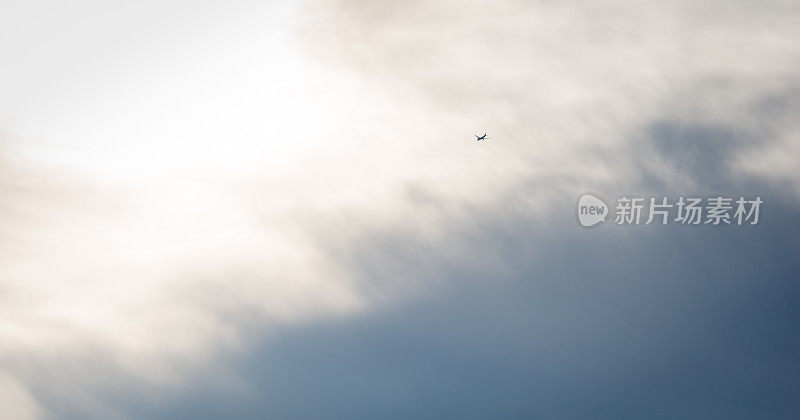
{"left": 475, "top": 133, "right": 489, "bottom": 141}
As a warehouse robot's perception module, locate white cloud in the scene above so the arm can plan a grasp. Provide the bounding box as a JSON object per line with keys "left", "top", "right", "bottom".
{"left": 0, "top": 0, "right": 798, "bottom": 416}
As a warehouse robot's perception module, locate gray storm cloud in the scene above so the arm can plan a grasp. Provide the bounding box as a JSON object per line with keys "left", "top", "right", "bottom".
{"left": 0, "top": 0, "right": 799, "bottom": 418}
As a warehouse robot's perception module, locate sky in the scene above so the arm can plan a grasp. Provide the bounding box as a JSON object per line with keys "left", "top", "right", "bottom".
{"left": 1, "top": 0, "right": 799, "bottom": 419}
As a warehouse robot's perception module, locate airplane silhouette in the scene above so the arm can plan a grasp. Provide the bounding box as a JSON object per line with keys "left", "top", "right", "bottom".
{"left": 475, "top": 133, "right": 489, "bottom": 141}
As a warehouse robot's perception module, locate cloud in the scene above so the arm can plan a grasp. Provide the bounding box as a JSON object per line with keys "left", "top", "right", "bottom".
{"left": 0, "top": 373, "right": 43, "bottom": 420}
{"left": 0, "top": 0, "right": 799, "bottom": 418}
{"left": 92, "top": 155, "right": 800, "bottom": 419}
